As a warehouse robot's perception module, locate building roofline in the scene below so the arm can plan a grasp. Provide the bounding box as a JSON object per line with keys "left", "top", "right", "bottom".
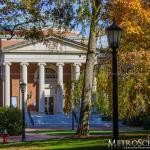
{"left": 1, "top": 34, "right": 109, "bottom": 54}
{"left": 1, "top": 35, "right": 88, "bottom": 51}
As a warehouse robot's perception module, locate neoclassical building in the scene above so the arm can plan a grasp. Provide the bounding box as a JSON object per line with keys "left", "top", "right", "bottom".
{"left": 0, "top": 34, "right": 92, "bottom": 115}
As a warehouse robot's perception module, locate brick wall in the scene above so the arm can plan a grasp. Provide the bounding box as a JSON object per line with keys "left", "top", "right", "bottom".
{"left": 11, "top": 63, "right": 20, "bottom": 108}
{"left": 28, "top": 64, "right": 38, "bottom": 111}
{"left": 10, "top": 63, "right": 39, "bottom": 111}
{"left": 1, "top": 39, "right": 24, "bottom": 48}
{"left": 1, "top": 62, "right": 84, "bottom": 111}
{"left": 0, "top": 66, "right": 3, "bottom": 106}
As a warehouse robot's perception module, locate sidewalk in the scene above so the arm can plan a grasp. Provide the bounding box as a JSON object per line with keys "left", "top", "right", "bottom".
{"left": 0, "top": 126, "right": 143, "bottom": 144}
{"left": 26, "top": 126, "right": 143, "bottom": 132}
{"left": 0, "top": 132, "right": 70, "bottom": 143}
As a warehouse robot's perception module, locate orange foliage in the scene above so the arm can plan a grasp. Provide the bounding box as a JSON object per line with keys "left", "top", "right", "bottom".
{"left": 110, "top": 0, "right": 150, "bottom": 35}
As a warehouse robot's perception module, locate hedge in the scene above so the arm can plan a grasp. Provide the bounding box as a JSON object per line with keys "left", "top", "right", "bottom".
{"left": 0, "top": 107, "right": 22, "bottom": 136}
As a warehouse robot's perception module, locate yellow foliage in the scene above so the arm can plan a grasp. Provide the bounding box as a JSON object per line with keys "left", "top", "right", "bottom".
{"left": 109, "top": 0, "right": 150, "bottom": 35}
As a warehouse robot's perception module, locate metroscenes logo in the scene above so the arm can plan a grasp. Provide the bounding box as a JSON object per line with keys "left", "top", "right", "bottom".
{"left": 108, "top": 136, "right": 150, "bottom": 149}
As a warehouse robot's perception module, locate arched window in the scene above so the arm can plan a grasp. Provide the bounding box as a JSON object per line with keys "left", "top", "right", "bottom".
{"left": 45, "top": 68, "right": 57, "bottom": 84}
{"left": 34, "top": 67, "right": 57, "bottom": 83}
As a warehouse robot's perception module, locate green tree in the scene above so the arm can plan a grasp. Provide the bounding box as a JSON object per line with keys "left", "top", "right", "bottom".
{"left": 0, "top": 0, "right": 105, "bottom": 136}
{"left": 2, "top": 0, "right": 149, "bottom": 136}
{"left": 96, "top": 65, "right": 112, "bottom": 116}
{"left": 75, "top": 0, "right": 103, "bottom": 136}
{"left": 63, "top": 81, "right": 72, "bottom": 114}
{"left": 96, "top": 60, "right": 150, "bottom": 121}
{"left": 97, "top": 0, "right": 150, "bottom": 121}
{"left": 63, "top": 73, "right": 84, "bottom": 114}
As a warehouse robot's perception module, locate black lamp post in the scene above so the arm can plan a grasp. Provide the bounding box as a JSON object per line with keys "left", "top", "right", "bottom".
{"left": 106, "top": 19, "right": 122, "bottom": 144}
{"left": 20, "top": 81, "right": 26, "bottom": 142}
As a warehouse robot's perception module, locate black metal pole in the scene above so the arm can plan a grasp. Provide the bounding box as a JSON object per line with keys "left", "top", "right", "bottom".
{"left": 22, "top": 91, "right": 26, "bottom": 141}
{"left": 72, "top": 110, "right": 74, "bottom": 130}
{"left": 112, "top": 48, "right": 119, "bottom": 144}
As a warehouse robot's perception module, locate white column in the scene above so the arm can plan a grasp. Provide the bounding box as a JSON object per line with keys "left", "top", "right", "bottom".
{"left": 2, "top": 66, "right": 5, "bottom": 107}
{"left": 93, "top": 63, "right": 98, "bottom": 93}
{"left": 92, "top": 76, "right": 97, "bottom": 93}
{"left": 20, "top": 62, "right": 29, "bottom": 111}
{"left": 73, "top": 63, "right": 81, "bottom": 80}
{"left": 72, "top": 63, "right": 81, "bottom": 111}
{"left": 3, "top": 62, "right": 11, "bottom": 107}
{"left": 38, "top": 63, "right": 46, "bottom": 113}
{"left": 56, "top": 63, "right": 64, "bottom": 113}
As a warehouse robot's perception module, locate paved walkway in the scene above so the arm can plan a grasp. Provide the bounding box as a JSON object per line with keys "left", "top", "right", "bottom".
{"left": 0, "top": 126, "right": 143, "bottom": 144}
{"left": 0, "top": 133, "right": 70, "bottom": 143}
{"left": 26, "top": 126, "right": 143, "bottom": 132}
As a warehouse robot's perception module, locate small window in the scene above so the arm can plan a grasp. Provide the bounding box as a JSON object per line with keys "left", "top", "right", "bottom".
{"left": 11, "top": 96, "right": 18, "bottom": 108}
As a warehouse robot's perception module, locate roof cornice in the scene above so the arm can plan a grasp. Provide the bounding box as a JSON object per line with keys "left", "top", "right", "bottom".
{"left": 2, "top": 35, "right": 88, "bottom": 52}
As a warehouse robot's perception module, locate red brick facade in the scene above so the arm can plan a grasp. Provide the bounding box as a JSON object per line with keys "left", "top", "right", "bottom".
{"left": 0, "top": 66, "right": 3, "bottom": 106}
{"left": 0, "top": 37, "right": 86, "bottom": 113}
{"left": 0, "top": 63, "right": 77, "bottom": 112}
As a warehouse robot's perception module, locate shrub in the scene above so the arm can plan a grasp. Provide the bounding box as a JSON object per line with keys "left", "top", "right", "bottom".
{"left": 125, "top": 116, "right": 143, "bottom": 127}
{"left": 124, "top": 113, "right": 150, "bottom": 129}
{"left": 101, "top": 115, "right": 112, "bottom": 121}
{"left": 143, "top": 115, "right": 150, "bottom": 130}
{"left": 0, "top": 107, "right": 22, "bottom": 136}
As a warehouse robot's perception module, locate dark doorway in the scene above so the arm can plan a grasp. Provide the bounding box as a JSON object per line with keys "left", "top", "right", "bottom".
{"left": 45, "top": 97, "right": 54, "bottom": 115}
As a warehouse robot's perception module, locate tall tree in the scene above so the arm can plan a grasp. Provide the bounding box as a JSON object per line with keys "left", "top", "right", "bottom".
{"left": 74, "top": 0, "right": 102, "bottom": 136}
{"left": 0, "top": 0, "right": 105, "bottom": 136}
{"left": 107, "top": 0, "right": 150, "bottom": 51}
{"left": 98, "top": 0, "right": 150, "bottom": 119}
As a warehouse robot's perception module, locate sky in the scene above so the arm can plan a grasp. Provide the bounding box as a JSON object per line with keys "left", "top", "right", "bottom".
{"left": 0, "top": 1, "right": 109, "bottom": 48}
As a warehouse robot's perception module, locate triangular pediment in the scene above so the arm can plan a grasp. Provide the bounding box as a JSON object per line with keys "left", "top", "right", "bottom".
{"left": 2, "top": 36, "right": 87, "bottom": 54}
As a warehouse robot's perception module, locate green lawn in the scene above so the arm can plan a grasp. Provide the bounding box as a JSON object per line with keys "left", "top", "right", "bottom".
{"left": 29, "top": 129, "right": 150, "bottom": 138}
{"left": 0, "top": 130, "right": 150, "bottom": 150}
{"left": 0, "top": 138, "right": 108, "bottom": 150}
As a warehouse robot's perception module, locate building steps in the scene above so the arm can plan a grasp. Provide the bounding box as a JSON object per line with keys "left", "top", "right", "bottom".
{"left": 26, "top": 112, "right": 115, "bottom": 128}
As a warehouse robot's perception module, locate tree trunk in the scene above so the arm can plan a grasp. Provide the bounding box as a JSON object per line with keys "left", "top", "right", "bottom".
{"left": 77, "top": 1, "right": 101, "bottom": 136}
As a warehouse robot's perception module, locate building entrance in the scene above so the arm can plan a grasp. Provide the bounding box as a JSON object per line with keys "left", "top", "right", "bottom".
{"left": 45, "top": 97, "right": 54, "bottom": 115}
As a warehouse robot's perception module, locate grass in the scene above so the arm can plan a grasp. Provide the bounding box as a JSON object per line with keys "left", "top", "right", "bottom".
{"left": 29, "top": 129, "right": 150, "bottom": 137}
{"left": 29, "top": 129, "right": 150, "bottom": 140}
{"left": 0, "top": 130, "right": 150, "bottom": 150}
{"left": 29, "top": 130, "right": 112, "bottom": 135}
{"left": 0, "top": 138, "right": 108, "bottom": 150}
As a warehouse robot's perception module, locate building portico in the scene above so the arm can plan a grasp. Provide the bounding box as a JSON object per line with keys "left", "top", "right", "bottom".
{"left": 0, "top": 37, "right": 87, "bottom": 114}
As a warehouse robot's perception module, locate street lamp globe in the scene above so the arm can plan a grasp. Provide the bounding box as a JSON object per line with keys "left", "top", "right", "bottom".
{"left": 20, "top": 82, "right": 26, "bottom": 93}
{"left": 106, "top": 19, "right": 122, "bottom": 49}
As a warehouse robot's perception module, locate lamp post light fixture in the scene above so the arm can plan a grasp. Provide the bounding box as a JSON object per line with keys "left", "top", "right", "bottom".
{"left": 106, "top": 19, "right": 122, "bottom": 144}
{"left": 20, "top": 81, "right": 26, "bottom": 142}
